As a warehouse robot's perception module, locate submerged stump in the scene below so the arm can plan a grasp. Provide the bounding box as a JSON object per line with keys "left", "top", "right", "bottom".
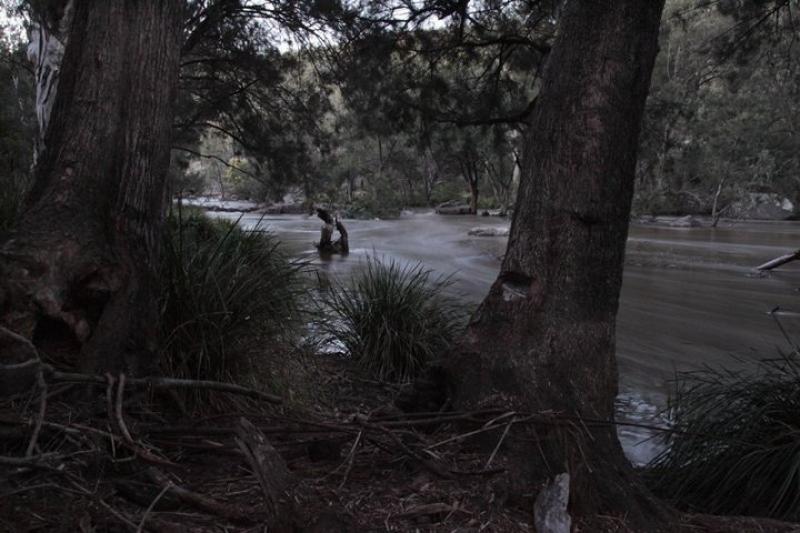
{"left": 315, "top": 208, "right": 349, "bottom": 255}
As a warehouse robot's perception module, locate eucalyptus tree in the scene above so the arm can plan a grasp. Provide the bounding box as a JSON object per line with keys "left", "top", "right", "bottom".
{"left": 0, "top": 0, "right": 349, "bottom": 378}
{"left": 441, "top": 0, "right": 672, "bottom": 525}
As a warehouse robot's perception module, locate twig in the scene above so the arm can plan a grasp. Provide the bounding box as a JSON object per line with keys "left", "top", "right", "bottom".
{"left": 485, "top": 420, "right": 514, "bottom": 468}
{"left": 0, "top": 453, "right": 64, "bottom": 467}
{"left": 136, "top": 482, "right": 171, "bottom": 533}
{"left": 147, "top": 467, "right": 261, "bottom": 523}
{"left": 25, "top": 370, "right": 48, "bottom": 457}
{"left": 115, "top": 374, "right": 135, "bottom": 444}
{"left": 366, "top": 422, "right": 453, "bottom": 480}
{"left": 338, "top": 430, "right": 363, "bottom": 489}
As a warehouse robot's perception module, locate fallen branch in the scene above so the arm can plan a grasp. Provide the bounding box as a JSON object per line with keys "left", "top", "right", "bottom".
{"left": 146, "top": 467, "right": 261, "bottom": 523}
{"left": 43, "top": 368, "right": 282, "bottom": 404}
{"left": 234, "top": 417, "right": 292, "bottom": 520}
{"left": 756, "top": 249, "right": 800, "bottom": 271}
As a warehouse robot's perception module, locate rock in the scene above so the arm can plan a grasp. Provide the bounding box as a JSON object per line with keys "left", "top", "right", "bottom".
{"left": 669, "top": 215, "right": 703, "bottom": 228}
{"left": 534, "top": 473, "right": 571, "bottom": 533}
{"left": 436, "top": 200, "right": 472, "bottom": 215}
{"left": 468, "top": 226, "right": 510, "bottom": 237}
{"left": 729, "top": 192, "right": 796, "bottom": 220}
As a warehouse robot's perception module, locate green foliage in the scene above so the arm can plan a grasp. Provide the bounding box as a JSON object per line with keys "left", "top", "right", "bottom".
{"left": 636, "top": 0, "right": 800, "bottom": 215}
{"left": 648, "top": 350, "right": 800, "bottom": 520}
{"left": 317, "top": 257, "right": 463, "bottom": 382}
{"left": 159, "top": 208, "right": 304, "bottom": 405}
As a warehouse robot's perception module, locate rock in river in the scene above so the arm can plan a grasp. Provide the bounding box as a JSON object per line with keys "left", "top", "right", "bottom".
{"left": 468, "top": 226, "right": 510, "bottom": 237}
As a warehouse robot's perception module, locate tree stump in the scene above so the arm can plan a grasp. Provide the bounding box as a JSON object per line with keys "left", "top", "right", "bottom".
{"left": 315, "top": 208, "right": 349, "bottom": 255}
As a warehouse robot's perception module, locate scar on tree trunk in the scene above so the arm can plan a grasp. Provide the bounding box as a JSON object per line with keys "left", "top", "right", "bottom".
{"left": 315, "top": 208, "right": 349, "bottom": 255}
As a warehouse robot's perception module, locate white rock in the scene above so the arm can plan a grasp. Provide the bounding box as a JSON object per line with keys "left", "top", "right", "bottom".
{"left": 534, "top": 473, "right": 572, "bottom": 533}
{"left": 468, "top": 226, "right": 510, "bottom": 237}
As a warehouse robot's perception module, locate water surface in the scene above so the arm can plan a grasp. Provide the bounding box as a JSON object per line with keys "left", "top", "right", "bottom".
{"left": 213, "top": 208, "right": 800, "bottom": 464}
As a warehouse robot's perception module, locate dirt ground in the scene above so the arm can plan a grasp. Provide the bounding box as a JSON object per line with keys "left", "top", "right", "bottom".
{"left": 2, "top": 357, "right": 800, "bottom": 532}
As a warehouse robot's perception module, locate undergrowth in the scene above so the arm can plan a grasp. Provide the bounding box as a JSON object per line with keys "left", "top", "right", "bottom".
{"left": 648, "top": 347, "right": 800, "bottom": 520}
{"left": 316, "top": 256, "right": 463, "bottom": 382}
{"left": 160, "top": 208, "right": 306, "bottom": 408}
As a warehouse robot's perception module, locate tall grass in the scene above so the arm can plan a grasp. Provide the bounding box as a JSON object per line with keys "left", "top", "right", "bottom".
{"left": 648, "top": 350, "right": 800, "bottom": 520}
{"left": 317, "top": 256, "right": 463, "bottom": 382}
{"left": 159, "top": 209, "right": 305, "bottom": 405}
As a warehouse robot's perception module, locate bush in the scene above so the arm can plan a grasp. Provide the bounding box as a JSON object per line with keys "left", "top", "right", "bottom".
{"left": 160, "top": 208, "right": 305, "bottom": 405}
{"left": 648, "top": 350, "right": 800, "bottom": 520}
{"left": 317, "top": 257, "right": 463, "bottom": 382}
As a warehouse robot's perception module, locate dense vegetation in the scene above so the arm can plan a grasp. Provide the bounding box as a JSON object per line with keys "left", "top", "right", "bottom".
{"left": 3, "top": 2, "right": 798, "bottom": 219}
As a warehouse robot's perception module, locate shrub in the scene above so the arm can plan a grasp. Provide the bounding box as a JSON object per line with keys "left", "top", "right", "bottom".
{"left": 159, "top": 208, "right": 305, "bottom": 406}
{"left": 648, "top": 350, "right": 800, "bottom": 520}
{"left": 317, "top": 256, "right": 463, "bottom": 382}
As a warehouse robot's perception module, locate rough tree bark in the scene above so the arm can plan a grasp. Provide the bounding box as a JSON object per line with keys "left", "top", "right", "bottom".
{"left": 0, "top": 1, "right": 182, "bottom": 378}
{"left": 445, "top": 0, "right": 670, "bottom": 527}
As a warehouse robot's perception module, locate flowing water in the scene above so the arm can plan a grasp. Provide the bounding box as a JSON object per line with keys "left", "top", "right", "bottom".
{"left": 209, "top": 206, "right": 800, "bottom": 465}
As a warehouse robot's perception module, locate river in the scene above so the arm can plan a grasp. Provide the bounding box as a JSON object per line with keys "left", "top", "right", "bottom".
{"left": 210, "top": 207, "right": 800, "bottom": 465}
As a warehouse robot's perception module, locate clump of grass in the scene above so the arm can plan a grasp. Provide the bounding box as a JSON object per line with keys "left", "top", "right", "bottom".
{"left": 317, "top": 256, "right": 463, "bottom": 382}
{"left": 159, "top": 208, "right": 305, "bottom": 407}
{"left": 647, "top": 350, "right": 800, "bottom": 520}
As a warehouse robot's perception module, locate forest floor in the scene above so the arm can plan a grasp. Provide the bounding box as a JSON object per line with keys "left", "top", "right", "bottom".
{"left": 2, "top": 357, "right": 800, "bottom": 532}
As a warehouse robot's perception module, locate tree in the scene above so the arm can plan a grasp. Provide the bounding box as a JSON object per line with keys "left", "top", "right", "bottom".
{"left": 445, "top": 0, "right": 670, "bottom": 525}
{"left": 0, "top": 1, "right": 182, "bottom": 376}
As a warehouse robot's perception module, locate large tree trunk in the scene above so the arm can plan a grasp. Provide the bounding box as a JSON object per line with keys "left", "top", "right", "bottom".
{"left": 446, "top": 0, "right": 669, "bottom": 526}
{"left": 0, "top": 2, "right": 182, "bottom": 378}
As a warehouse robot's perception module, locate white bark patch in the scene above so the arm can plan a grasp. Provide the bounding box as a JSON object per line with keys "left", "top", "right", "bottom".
{"left": 26, "top": 0, "right": 74, "bottom": 163}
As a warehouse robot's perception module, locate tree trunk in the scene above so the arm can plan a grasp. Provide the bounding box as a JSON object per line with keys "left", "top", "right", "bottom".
{"left": 461, "top": 160, "right": 480, "bottom": 215}
{"left": 445, "top": 0, "right": 670, "bottom": 526}
{"left": 0, "top": 2, "right": 182, "bottom": 377}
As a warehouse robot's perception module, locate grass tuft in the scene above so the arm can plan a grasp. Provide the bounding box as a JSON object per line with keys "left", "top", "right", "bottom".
{"left": 648, "top": 350, "right": 800, "bottom": 520}
{"left": 159, "top": 208, "right": 305, "bottom": 407}
{"left": 316, "top": 256, "right": 463, "bottom": 382}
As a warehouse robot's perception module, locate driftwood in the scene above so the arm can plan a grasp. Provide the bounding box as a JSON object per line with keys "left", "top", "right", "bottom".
{"left": 756, "top": 249, "right": 800, "bottom": 271}
{"left": 234, "top": 417, "right": 293, "bottom": 526}
{"left": 315, "top": 207, "right": 349, "bottom": 254}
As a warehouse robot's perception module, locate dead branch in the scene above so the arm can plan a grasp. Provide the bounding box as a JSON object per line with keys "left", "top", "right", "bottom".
{"left": 43, "top": 368, "right": 282, "bottom": 404}
{"left": 234, "top": 417, "right": 292, "bottom": 519}
{"left": 25, "top": 370, "right": 47, "bottom": 457}
{"left": 756, "top": 249, "right": 800, "bottom": 271}
{"left": 146, "top": 467, "right": 262, "bottom": 523}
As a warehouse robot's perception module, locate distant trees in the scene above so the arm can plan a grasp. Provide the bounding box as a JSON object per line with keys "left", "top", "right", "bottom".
{"left": 636, "top": 0, "right": 800, "bottom": 216}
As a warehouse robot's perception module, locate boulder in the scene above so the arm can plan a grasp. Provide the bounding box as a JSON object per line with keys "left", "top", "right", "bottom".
{"left": 468, "top": 226, "right": 510, "bottom": 237}
{"left": 729, "top": 193, "right": 795, "bottom": 220}
{"left": 436, "top": 200, "right": 472, "bottom": 215}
